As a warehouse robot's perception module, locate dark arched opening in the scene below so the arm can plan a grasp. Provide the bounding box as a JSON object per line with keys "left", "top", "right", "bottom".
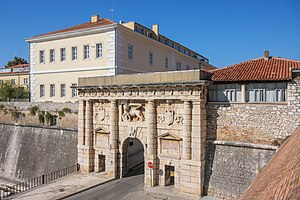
{"left": 121, "top": 138, "right": 144, "bottom": 177}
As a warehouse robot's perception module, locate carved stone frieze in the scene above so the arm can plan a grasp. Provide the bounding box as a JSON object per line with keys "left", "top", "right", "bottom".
{"left": 121, "top": 103, "right": 145, "bottom": 122}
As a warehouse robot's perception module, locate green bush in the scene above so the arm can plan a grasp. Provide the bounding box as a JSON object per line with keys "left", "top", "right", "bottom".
{"left": 29, "top": 106, "right": 39, "bottom": 116}
{"left": 45, "top": 112, "right": 52, "bottom": 125}
{"left": 62, "top": 107, "right": 71, "bottom": 113}
{"left": 58, "top": 110, "right": 65, "bottom": 118}
{"left": 38, "top": 113, "right": 45, "bottom": 125}
{"left": 10, "top": 108, "right": 21, "bottom": 120}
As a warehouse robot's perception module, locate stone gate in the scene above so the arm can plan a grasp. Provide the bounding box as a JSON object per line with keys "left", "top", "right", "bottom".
{"left": 77, "top": 70, "right": 208, "bottom": 195}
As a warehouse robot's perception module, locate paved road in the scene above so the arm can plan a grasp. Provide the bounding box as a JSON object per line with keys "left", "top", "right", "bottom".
{"left": 65, "top": 163, "right": 145, "bottom": 200}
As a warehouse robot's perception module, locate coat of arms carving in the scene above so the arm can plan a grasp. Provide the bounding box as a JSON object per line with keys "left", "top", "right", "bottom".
{"left": 165, "top": 109, "right": 175, "bottom": 125}
{"left": 98, "top": 107, "right": 106, "bottom": 121}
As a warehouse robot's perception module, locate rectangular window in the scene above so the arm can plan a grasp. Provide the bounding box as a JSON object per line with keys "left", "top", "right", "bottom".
{"left": 50, "top": 84, "right": 55, "bottom": 97}
{"left": 96, "top": 43, "right": 103, "bottom": 58}
{"left": 50, "top": 115, "right": 58, "bottom": 126}
{"left": 149, "top": 51, "right": 153, "bottom": 65}
{"left": 71, "top": 83, "right": 77, "bottom": 97}
{"left": 60, "top": 48, "right": 66, "bottom": 61}
{"left": 40, "top": 50, "right": 45, "bottom": 63}
{"left": 24, "top": 78, "right": 28, "bottom": 85}
{"left": 176, "top": 62, "right": 181, "bottom": 70}
{"left": 50, "top": 49, "right": 55, "bottom": 62}
{"left": 72, "top": 47, "right": 77, "bottom": 60}
{"left": 0, "top": 80, "right": 3, "bottom": 84}
{"left": 11, "top": 79, "right": 15, "bottom": 85}
{"left": 40, "top": 85, "right": 45, "bottom": 97}
{"left": 208, "top": 84, "right": 241, "bottom": 102}
{"left": 60, "top": 84, "right": 66, "bottom": 97}
{"left": 248, "top": 83, "right": 286, "bottom": 102}
{"left": 165, "top": 57, "right": 168, "bottom": 68}
{"left": 84, "top": 45, "right": 90, "bottom": 59}
{"left": 128, "top": 44, "right": 133, "bottom": 60}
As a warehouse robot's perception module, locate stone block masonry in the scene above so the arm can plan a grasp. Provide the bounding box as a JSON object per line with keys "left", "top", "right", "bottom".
{"left": 0, "top": 102, "right": 78, "bottom": 130}
{"left": 0, "top": 123, "right": 77, "bottom": 181}
{"left": 204, "top": 141, "right": 276, "bottom": 199}
{"left": 207, "top": 80, "right": 300, "bottom": 143}
{"left": 204, "top": 80, "right": 300, "bottom": 199}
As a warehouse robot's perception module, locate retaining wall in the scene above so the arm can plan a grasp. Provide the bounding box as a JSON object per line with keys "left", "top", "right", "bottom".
{"left": 0, "top": 123, "right": 77, "bottom": 181}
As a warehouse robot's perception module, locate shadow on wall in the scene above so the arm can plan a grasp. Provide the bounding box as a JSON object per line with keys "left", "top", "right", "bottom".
{"left": 203, "top": 103, "right": 229, "bottom": 196}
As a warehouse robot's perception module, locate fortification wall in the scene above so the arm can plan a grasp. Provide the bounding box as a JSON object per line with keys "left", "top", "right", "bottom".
{"left": 204, "top": 141, "right": 276, "bottom": 199}
{"left": 0, "top": 123, "right": 77, "bottom": 181}
{"left": 0, "top": 102, "right": 78, "bottom": 130}
{"left": 204, "top": 80, "right": 300, "bottom": 199}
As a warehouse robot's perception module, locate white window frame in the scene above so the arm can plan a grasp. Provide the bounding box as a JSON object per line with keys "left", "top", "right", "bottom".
{"left": 60, "top": 48, "right": 66, "bottom": 61}
{"left": 84, "top": 45, "right": 90, "bottom": 59}
{"left": 72, "top": 46, "right": 77, "bottom": 60}
{"left": 128, "top": 44, "right": 133, "bottom": 60}
{"left": 40, "top": 85, "right": 45, "bottom": 97}
{"left": 165, "top": 57, "right": 168, "bottom": 68}
{"left": 24, "top": 78, "right": 28, "bottom": 85}
{"left": 60, "top": 84, "right": 66, "bottom": 97}
{"left": 50, "top": 49, "right": 55, "bottom": 62}
{"left": 40, "top": 50, "right": 45, "bottom": 63}
{"left": 176, "top": 62, "right": 181, "bottom": 71}
{"left": 96, "top": 43, "right": 103, "bottom": 58}
{"left": 71, "top": 83, "right": 77, "bottom": 97}
{"left": 50, "top": 84, "right": 55, "bottom": 97}
{"left": 149, "top": 51, "right": 153, "bottom": 65}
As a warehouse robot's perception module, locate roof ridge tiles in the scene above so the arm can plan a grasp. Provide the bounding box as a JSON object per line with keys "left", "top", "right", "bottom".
{"left": 32, "top": 18, "right": 115, "bottom": 38}
{"left": 211, "top": 55, "right": 300, "bottom": 82}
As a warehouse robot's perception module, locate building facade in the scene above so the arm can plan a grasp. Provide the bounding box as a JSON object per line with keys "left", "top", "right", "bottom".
{"left": 26, "top": 15, "right": 214, "bottom": 103}
{"left": 77, "top": 70, "right": 208, "bottom": 196}
{"left": 0, "top": 64, "right": 29, "bottom": 87}
{"left": 205, "top": 51, "right": 300, "bottom": 198}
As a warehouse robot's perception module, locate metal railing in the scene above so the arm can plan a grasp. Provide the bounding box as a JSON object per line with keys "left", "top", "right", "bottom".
{"left": 0, "top": 163, "right": 79, "bottom": 199}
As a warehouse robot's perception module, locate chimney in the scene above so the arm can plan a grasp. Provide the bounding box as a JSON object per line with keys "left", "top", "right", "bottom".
{"left": 264, "top": 50, "right": 269, "bottom": 60}
{"left": 152, "top": 24, "right": 159, "bottom": 35}
{"left": 91, "top": 15, "right": 100, "bottom": 23}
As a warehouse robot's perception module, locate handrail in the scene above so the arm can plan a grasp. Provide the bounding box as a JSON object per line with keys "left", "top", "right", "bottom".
{"left": 0, "top": 163, "right": 79, "bottom": 199}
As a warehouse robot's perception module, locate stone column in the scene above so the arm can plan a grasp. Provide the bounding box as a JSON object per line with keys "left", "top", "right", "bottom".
{"left": 85, "top": 100, "right": 93, "bottom": 146}
{"left": 183, "top": 100, "right": 192, "bottom": 160}
{"left": 77, "top": 99, "right": 86, "bottom": 171}
{"left": 241, "top": 84, "right": 246, "bottom": 103}
{"left": 78, "top": 100, "right": 85, "bottom": 146}
{"left": 109, "top": 99, "right": 118, "bottom": 178}
{"left": 84, "top": 99, "right": 94, "bottom": 172}
{"left": 145, "top": 100, "right": 158, "bottom": 187}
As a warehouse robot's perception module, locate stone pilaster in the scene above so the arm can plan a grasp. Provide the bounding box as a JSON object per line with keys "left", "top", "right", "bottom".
{"left": 241, "top": 84, "right": 246, "bottom": 103}
{"left": 82, "top": 100, "right": 94, "bottom": 172}
{"left": 78, "top": 100, "right": 85, "bottom": 146}
{"left": 183, "top": 100, "right": 192, "bottom": 160}
{"left": 109, "top": 99, "right": 119, "bottom": 178}
{"left": 85, "top": 100, "right": 93, "bottom": 146}
{"left": 77, "top": 99, "right": 86, "bottom": 171}
{"left": 145, "top": 100, "right": 158, "bottom": 187}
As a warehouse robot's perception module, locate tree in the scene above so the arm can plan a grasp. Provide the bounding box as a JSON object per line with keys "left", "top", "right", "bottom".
{"left": 0, "top": 81, "right": 29, "bottom": 101}
{"left": 5, "top": 56, "right": 28, "bottom": 68}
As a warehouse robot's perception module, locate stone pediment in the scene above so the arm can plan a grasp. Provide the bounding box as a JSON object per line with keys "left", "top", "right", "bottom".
{"left": 94, "top": 127, "right": 110, "bottom": 134}
{"left": 158, "top": 132, "right": 182, "bottom": 141}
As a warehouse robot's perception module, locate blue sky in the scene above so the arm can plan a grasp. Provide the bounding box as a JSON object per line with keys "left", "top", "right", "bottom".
{"left": 0, "top": 0, "right": 299, "bottom": 68}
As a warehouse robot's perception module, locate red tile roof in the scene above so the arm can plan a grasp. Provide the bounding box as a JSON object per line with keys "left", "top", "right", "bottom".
{"left": 8, "top": 63, "right": 29, "bottom": 68}
{"left": 211, "top": 57, "right": 300, "bottom": 82}
{"left": 242, "top": 127, "right": 300, "bottom": 200}
{"left": 33, "top": 18, "right": 115, "bottom": 38}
